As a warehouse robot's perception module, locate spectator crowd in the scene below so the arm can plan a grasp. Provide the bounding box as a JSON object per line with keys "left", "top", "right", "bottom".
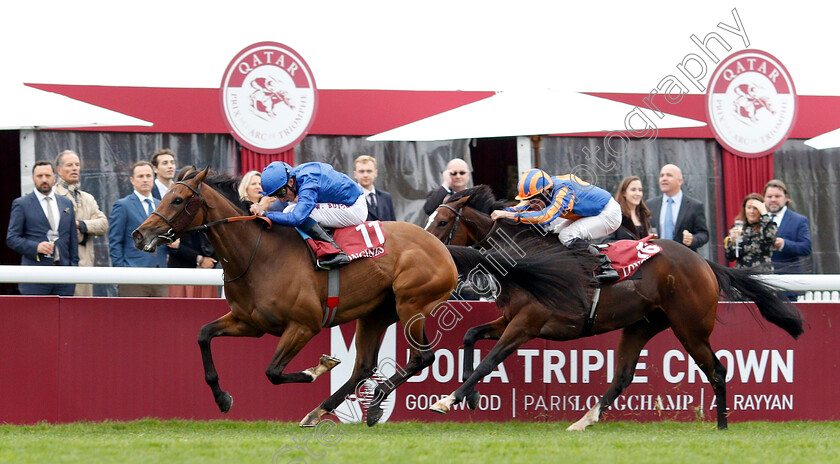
{"left": 4, "top": 149, "right": 814, "bottom": 297}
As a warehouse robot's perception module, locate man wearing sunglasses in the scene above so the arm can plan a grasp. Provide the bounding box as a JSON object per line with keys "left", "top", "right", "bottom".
{"left": 423, "top": 158, "right": 472, "bottom": 216}
{"left": 250, "top": 161, "right": 367, "bottom": 269}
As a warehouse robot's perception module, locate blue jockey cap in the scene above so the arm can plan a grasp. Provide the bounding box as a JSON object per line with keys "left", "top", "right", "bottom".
{"left": 259, "top": 161, "right": 293, "bottom": 196}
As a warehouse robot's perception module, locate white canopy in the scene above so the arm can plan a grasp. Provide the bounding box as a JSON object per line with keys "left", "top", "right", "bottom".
{"left": 0, "top": 84, "right": 151, "bottom": 130}
{"left": 368, "top": 90, "right": 705, "bottom": 141}
{"left": 805, "top": 128, "right": 840, "bottom": 150}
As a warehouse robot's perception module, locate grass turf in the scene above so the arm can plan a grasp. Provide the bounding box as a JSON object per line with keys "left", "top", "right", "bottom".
{"left": 0, "top": 419, "right": 837, "bottom": 463}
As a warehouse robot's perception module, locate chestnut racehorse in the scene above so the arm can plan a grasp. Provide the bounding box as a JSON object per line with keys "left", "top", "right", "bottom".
{"left": 426, "top": 186, "right": 804, "bottom": 430}
{"left": 132, "top": 168, "right": 459, "bottom": 427}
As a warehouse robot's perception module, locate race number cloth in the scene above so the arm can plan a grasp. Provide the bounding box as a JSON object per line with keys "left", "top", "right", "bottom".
{"left": 297, "top": 220, "right": 388, "bottom": 263}
{"left": 601, "top": 235, "right": 662, "bottom": 282}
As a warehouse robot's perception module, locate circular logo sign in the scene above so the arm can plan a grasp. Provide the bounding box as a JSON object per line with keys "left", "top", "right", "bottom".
{"left": 220, "top": 42, "right": 318, "bottom": 154}
{"left": 705, "top": 49, "right": 797, "bottom": 158}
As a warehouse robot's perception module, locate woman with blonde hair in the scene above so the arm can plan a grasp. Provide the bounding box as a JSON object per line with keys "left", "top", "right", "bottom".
{"left": 603, "top": 176, "right": 652, "bottom": 242}
{"left": 238, "top": 170, "right": 262, "bottom": 204}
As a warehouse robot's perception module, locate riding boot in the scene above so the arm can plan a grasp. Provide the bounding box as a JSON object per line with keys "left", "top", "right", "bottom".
{"left": 300, "top": 218, "right": 351, "bottom": 269}
{"left": 568, "top": 238, "right": 620, "bottom": 285}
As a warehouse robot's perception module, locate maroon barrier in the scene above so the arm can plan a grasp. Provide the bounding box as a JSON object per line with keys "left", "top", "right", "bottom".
{"left": 0, "top": 297, "right": 836, "bottom": 424}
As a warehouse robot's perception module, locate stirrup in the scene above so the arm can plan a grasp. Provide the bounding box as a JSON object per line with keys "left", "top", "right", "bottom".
{"left": 317, "top": 252, "right": 350, "bottom": 270}
{"left": 594, "top": 269, "right": 620, "bottom": 285}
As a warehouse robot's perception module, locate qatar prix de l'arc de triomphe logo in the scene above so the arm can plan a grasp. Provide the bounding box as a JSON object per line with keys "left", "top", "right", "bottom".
{"left": 705, "top": 49, "right": 798, "bottom": 158}
{"left": 220, "top": 42, "right": 318, "bottom": 154}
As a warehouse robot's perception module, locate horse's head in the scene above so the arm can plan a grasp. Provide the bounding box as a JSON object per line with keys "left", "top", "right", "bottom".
{"left": 133, "top": 167, "right": 209, "bottom": 252}
{"left": 425, "top": 194, "right": 474, "bottom": 246}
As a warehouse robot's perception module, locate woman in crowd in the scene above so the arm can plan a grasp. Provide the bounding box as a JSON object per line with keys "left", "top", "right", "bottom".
{"left": 167, "top": 165, "right": 219, "bottom": 298}
{"left": 603, "top": 176, "right": 652, "bottom": 242}
{"left": 238, "top": 170, "right": 262, "bottom": 204}
{"left": 724, "top": 192, "right": 778, "bottom": 271}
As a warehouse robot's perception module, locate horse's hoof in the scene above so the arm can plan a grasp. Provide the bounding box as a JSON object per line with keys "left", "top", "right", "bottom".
{"left": 430, "top": 394, "right": 456, "bottom": 414}
{"left": 299, "top": 409, "right": 325, "bottom": 428}
{"left": 366, "top": 405, "right": 383, "bottom": 427}
{"left": 319, "top": 354, "right": 341, "bottom": 369}
{"left": 217, "top": 392, "right": 233, "bottom": 414}
{"left": 466, "top": 390, "right": 481, "bottom": 410}
{"left": 566, "top": 423, "right": 585, "bottom": 432}
{"left": 304, "top": 355, "right": 343, "bottom": 381}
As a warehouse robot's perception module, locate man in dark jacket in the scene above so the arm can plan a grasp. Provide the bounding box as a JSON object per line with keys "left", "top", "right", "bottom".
{"left": 423, "top": 158, "right": 471, "bottom": 216}
{"left": 353, "top": 155, "right": 396, "bottom": 221}
{"left": 764, "top": 179, "right": 811, "bottom": 274}
{"left": 648, "top": 164, "right": 709, "bottom": 252}
{"left": 6, "top": 161, "right": 79, "bottom": 295}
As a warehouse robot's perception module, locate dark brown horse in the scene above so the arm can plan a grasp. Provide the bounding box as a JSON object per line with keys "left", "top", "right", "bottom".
{"left": 132, "top": 168, "right": 459, "bottom": 427}
{"left": 426, "top": 186, "right": 804, "bottom": 430}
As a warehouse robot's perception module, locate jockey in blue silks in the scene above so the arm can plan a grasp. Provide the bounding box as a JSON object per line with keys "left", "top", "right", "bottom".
{"left": 251, "top": 161, "right": 367, "bottom": 269}
{"left": 491, "top": 168, "right": 621, "bottom": 284}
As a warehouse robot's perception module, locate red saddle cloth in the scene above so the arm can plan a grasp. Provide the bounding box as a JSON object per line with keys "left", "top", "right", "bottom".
{"left": 302, "top": 221, "right": 388, "bottom": 263}
{"left": 601, "top": 235, "right": 663, "bottom": 282}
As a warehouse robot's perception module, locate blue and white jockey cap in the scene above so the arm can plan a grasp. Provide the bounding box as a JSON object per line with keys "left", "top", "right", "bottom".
{"left": 259, "top": 161, "right": 293, "bottom": 196}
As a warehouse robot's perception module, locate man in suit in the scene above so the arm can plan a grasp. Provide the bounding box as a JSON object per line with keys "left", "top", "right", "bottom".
{"left": 150, "top": 148, "right": 177, "bottom": 200}
{"left": 109, "top": 161, "right": 168, "bottom": 297}
{"left": 54, "top": 150, "right": 109, "bottom": 296}
{"left": 648, "top": 164, "right": 709, "bottom": 252}
{"left": 764, "top": 179, "right": 811, "bottom": 274}
{"left": 6, "top": 160, "right": 79, "bottom": 295}
{"left": 353, "top": 155, "right": 396, "bottom": 221}
{"left": 423, "top": 158, "right": 471, "bottom": 216}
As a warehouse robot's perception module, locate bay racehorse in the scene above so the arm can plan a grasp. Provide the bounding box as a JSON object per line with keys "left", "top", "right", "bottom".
{"left": 426, "top": 186, "right": 804, "bottom": 430}
{"left": 132, "top": 168, "right": 461, "bottom": 427}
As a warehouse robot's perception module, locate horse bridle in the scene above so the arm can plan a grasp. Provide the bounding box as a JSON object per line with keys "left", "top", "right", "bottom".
{"left": 439, "top": 203, "right": 484, "bottom": 246}
{"left": 151, "top": 180, "right": 205, "bottom": 244}
{"left": 150, "top": 179, "right": 270, "bottom": 283}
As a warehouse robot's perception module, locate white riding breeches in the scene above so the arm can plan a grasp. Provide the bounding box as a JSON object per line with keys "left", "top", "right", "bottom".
{"left": 552, "top": 197, "right": 622, "bottom": 246}
{"left": 284, "top": 193, "right": 368, "bottom": 229}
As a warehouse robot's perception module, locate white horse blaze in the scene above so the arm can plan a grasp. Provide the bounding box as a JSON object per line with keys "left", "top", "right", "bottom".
{"left": 424, "top": 211, "right": 438, "bottom": 230}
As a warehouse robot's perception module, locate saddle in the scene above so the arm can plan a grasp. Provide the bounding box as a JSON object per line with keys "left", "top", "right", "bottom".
{"left": 295, "top": 220, "right": 388, "bottom": 270}
{"left": 599, "top": 235, "right": 663, "bottom": 282}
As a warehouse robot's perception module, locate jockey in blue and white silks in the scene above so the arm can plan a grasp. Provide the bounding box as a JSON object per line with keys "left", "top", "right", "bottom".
{"left": 252, "top": 161, "right": 367, "bottom": 269}
{"left": 260, "top": 161, "right": 367, "bottom": 228}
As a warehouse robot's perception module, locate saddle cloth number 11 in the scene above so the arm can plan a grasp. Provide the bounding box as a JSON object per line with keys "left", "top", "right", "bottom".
{"left": 355, "top": 222, "right": 385, "bottom": 248}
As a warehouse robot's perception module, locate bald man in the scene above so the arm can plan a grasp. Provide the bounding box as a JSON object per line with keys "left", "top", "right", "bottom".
{"left": 423, "top": 158, "right": 472, "bottom": 215}
{"left": 648, "top": 164, "right": 709, "bottom": 251}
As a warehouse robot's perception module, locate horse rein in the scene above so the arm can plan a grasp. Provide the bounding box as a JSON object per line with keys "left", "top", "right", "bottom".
{"left": 151, "top": 179, "right": 272, "bottom": 283}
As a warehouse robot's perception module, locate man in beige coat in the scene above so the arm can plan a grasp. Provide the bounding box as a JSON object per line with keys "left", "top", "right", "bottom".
{"left": 54, "top": 150, "right": 109, "bottom": 296}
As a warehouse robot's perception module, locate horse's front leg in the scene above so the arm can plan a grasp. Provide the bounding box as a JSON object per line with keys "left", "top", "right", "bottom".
{"left": 300, "top": 316, "right": 392, "bottom": 428}
{"left": 265, "top": 322, "right": 319, "bottom": 385}
{"left": 198, "top": 312, "right": 263, "bottom": 413}
{"left": 461, "top": 317, "right": 508, "bottom": 410}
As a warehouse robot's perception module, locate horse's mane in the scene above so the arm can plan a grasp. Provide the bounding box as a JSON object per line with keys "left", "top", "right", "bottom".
{"left": 446, "top": 185, "right": 511, "bottom": 215}
{"left": 449, "top": 236, "right": 598, "bottom": 315}
{"left": 184, "top": 170, "right": 249, "bottom": 214}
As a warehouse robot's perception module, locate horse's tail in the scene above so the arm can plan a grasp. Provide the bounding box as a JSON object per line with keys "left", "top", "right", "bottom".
{"left": 706, "top": 260, "right": 804, "bottom": 339}
{"left": 446, "top": 239, "right": 595, "bottom": 312}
